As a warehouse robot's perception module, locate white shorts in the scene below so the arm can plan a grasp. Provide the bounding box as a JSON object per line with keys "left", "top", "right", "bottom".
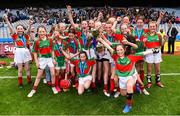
{"left": 118, "top": 70, "right": 138, "bottom": 89}
{"left": 78, "top": 75, "right": 92, "bottom": 85}
{"left": 145, "top": 48, "right": 162, "bottom": 64}
{"left": 14, "top": 48, "right": 32, "bottom": 64}
{"left": 38, "top": 58, "right": 54, "bottom": 69}
{"left": 83, "top": 48, "right": 96, "bottom": 59}
{"left": 97, "top": 49, "right": 112, "bottom": 61}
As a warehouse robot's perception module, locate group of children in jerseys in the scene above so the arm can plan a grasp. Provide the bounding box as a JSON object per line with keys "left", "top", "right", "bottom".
{"left": 3, "top": 5, "right": 167, "bottom": 113}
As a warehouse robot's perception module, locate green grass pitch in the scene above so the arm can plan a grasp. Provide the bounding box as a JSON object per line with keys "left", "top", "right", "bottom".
{"left": 0, "top": 56, "right": 180, "bottom": 115}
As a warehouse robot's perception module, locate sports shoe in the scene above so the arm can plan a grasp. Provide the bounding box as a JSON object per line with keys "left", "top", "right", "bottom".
{"left": 156, "top": 82, "right": 164, "bottom": 88}
{"left": 52, "top": 87, "right": 58, "bottom": 94}
{"left": 146, "top": 82, "right": 152, "bottom": 88}
{"left": 27, "top": 90, "right": 36, "bottom": 97}
{"left": 55, "top": 86, "right": 61, "bottom": 93}
{"left": 43, "top": 79, "right": 47, "bottom": 84}
{"left": 103, "top": 90, "right": 110, "bottom": 97}
{"left": 114, "top": 91, "right": 120, "bottom": 98}
{"left": 142, "top": 88, "right": 150, "bottom": 95}
{"left": 122, "top": 104, "right": 132, "bottom": 113}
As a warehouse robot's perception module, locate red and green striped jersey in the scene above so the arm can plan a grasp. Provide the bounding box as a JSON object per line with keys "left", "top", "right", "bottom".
{"left": 75, "top": 27, "right": 92, "bottom": 50}
{"left": 131, "top": 28, "right": 148, "bottom": 52}
{"left": 11, "top": 33, "right": 30, "bottom": 48}
{"left": 70, "top": 59, "right": 95, "bottom": 78}
{"left": 132, "top": 28, "right": 148, "bottom": 41}
{"left": 32, "top": 38, "right": 53, "bottom": 58}
{"left": 66, "top": 38, "right": 80, "bottom": 54}
{"left": 112, "top": 54, "right": 143, "bottom": 77}
{"left": 53, "top": 40, "right": 67, "bottom": 58}
{"left": 145, "top": 33, "right": 161, "bottom": 49}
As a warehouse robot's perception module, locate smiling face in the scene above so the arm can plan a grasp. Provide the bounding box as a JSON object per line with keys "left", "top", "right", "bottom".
{"left": 54, "top": 30, "right": 60, "bottom": 38}
{"left": 16, "top": 25, "right": 24, "bottom": 35}
{"left": 38, "top": 27, "right": 47, "bottom": 39}
{"left": 59, "top": 23, "right": 66, "bottom": 32}
{"left": 116, "top": 45, "right": 125, "bottom": 57}
{"left": 123, "top": 16, "right": 130, "bottom": 25}
{"left": 89, "top": 20, "right": 95, "bottom": 28}
{"left": 105, "top": 23, "right": 112, "bottom": 33}
{"left": 121, "top": 24, "right": 128, "bottom": 34}
{"left": 136, "top": 19, "right": 144, "bottom": 29}
{"left": 149, "top": 22, "right": 157, "bottom": 33}
{"left": 94, "top": 21, "right": 102, "bottom": 30}
{"left": 79, "top": 52, "right": 87, "bottom": 62}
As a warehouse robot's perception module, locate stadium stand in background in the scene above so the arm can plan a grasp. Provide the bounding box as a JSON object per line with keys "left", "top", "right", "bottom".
{"left": 0, "top": 7, "right": 180, "bottom": 41}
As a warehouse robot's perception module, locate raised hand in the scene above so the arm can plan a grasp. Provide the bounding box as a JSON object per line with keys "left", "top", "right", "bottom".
{"left": 66, "top": 5, "right": 72, "bottom": 12}
{"left": 159, "top": 11, "right": 164, "bottom": 18}
{"left": 98, "top": 12, "right": 103, "bottom": 19}
{"left": 29, "top": 20, "right": 33, "bottom": 26}
{"left": 122, "top": 39, "right": 129, "bottom": 45}
{"left": 3, "top": 14, "right": 8, "bottom": 22}
{"left": 116, "top": 16, "right": 122, "bottom": 22}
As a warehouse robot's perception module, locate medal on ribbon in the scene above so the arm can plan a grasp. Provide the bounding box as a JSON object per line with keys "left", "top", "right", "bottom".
{"left": 136, "top": 28, "right": 143, "bottom": 41}
{"left": 80, "top": 62, "right": 86, "bottom": 75}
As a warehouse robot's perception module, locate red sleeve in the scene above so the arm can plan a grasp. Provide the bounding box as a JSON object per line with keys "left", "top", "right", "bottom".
{"left": 87, "top": 60, "right": 95, "bottom": 66}
{"left": 114, "top": 34, "right": 124, "bottom": 42}
{"left": 112, "top": 54, "right": 118, "bottom": 61}
{"left": 157, "top": 34, "right": 161, "bottom": 39}
{"left": 75, "top": 31, "right": 81, "bottom": 38}
{"left": 128, "top": 55, "right": 143, "bottom": 62}
{"left": 64, "top": 32, "right": 69, "bottom": 36}
{"left": 33, "top": 40, "right": 39, "bottom": 53}
{"left": 25, "top": 34, "right": 30, "bottom": 48}
{"left": 70, "top": 59, "right": 78, "bottom": 65}
{"left": 144, "top": 29, "right": 149, "bottom": 33}
{"left": 11, "top": 33, "right": 18, "bottom": 41}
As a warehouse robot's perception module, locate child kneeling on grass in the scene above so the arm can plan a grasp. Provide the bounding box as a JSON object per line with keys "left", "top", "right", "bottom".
{"left": 61, "top": 49, "right": 95, "bottom": 95}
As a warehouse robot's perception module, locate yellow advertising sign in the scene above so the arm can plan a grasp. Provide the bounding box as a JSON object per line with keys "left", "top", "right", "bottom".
{"left": 164, "top": 42, "right": 180, "bottom": 51}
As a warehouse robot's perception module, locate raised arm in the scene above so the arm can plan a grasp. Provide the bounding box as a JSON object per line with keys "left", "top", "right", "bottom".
{"left": 111, "top": 16, "right": 121, "bottom": 33}
{"left": 122, "top": 38, "right": 138, "bottom": 49}
{"left": 96, "top": 11, "right": 103, "bottom": 22}
{"left": 156, "top": 11, "right": 164, "bottom": 28}
{"left": 97, "top": 37, "right": 114, "bottom": 54}
{"left": 66, "top": 5, "right": 78, "bottom": 29}
{"left": 71, "top": 52, "right": 80, "bottom": 58}
{"left": 135, "top": 48, "right": 159, "bottom": 56}
{"left": 100, "top": 33, "right": 112, "bottom": 46}
{"left": 59, "top": 35, "right": 69, "bottom": 40}
{"left": 25, "top": 20, "right": 33, "bottom": 35}
{"left": 3, "top": 14, "right": 15, "bottom": 34}
{"left": 60, "top": 47, "right": 71, "bottom": 59}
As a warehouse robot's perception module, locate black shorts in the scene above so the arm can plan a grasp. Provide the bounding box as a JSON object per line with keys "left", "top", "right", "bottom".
{"left": 97, "top": 58, "right": 109, "bottom": 62}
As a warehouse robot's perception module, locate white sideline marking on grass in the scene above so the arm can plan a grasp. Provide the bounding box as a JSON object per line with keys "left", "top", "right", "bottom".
{"left": 0, "top": 73, "right": 180, "bottom": 78}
